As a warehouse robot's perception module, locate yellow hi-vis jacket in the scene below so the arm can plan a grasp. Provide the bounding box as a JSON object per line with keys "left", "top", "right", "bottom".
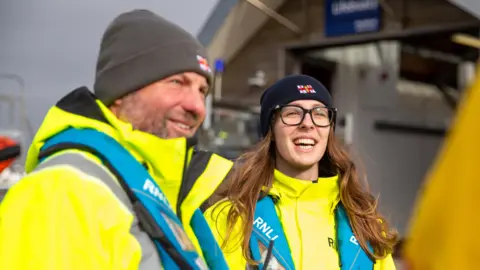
{"left": 205, "top": 169, "right": 396, "bottom": 270}
{"left": 0, "top": 87, "right": 233, "bottom": 270}
{"left": 404, "top": 67, "right": 480, "bottom": 269}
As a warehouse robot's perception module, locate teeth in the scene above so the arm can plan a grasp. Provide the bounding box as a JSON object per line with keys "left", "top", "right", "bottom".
{"left": 299, "top": 145, "right": 313, "bottom": 149}
{"left": 294, "top": 138, "right": 315, "bottom": 145}
{"left": 175, "top": 122, "right": 191, "bottom": 130}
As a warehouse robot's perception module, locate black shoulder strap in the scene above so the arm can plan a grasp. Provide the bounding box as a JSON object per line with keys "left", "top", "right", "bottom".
{"left": 178, "top": 150, "right": 233, "bottom": 213}
{"left": 176, "top": 150, "right": 212, "bottom": 217}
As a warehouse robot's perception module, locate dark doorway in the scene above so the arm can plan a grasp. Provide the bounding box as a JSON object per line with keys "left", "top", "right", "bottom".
{"left": 299, "top": 56, "right": 337, "bottom": 97}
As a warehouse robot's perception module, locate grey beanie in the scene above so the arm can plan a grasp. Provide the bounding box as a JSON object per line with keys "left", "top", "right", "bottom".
{"left": 94, "top": 9, "right": 213, "bottom": 106}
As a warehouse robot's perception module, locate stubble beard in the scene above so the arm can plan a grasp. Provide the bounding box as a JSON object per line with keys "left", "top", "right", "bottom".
{"left": 116, "top": 94, "right": 170, "bottom": 139}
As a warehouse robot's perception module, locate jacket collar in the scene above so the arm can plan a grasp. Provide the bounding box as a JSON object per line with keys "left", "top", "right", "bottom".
{"left": 269, "top": 169, "right": 340, "bottom": 211}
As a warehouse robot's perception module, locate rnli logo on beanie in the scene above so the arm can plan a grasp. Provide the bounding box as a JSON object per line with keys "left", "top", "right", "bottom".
{"left": 297, "top": 85, "right": 316, "bottom": 94}
{"left": 196, "top": 55, "right": 212, "bottom": 73}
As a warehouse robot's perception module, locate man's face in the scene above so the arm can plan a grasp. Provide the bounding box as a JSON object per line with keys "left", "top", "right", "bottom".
{"left": 112, "top": 72, "right": 209, "bottom": 139}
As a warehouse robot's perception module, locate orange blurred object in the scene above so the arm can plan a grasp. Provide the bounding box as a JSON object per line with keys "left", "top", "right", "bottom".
{"left": 0, "top": 136, "right": 20, "bottom": 173}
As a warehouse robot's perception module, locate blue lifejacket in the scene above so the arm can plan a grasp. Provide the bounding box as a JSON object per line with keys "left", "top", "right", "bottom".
{"left": 39, "top": 128, "right": 229, "bottom": 270}
{"left": 250, "top": 196, "right": 374, "bottom": 270}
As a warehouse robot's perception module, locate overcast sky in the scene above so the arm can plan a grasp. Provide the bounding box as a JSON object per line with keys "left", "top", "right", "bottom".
{"left": 0, "top": 0, "right": 219, "bottom": 136}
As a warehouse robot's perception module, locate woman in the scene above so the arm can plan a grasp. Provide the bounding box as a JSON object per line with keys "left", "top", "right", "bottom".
{"left": 205, "top": 74, "right": 399, "bottom": 269}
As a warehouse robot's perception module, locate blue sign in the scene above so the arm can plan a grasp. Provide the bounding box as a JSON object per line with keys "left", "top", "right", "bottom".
{"left": 214, "top": 59, "right": 225, "bottom": 73}
{"left": 325, "top": 0, "right": 381, "bottom": 37}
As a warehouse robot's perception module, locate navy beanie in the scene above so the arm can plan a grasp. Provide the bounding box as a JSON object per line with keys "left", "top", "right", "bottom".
{"left": 259, "top": 74, "right": 334, "bottom": 137}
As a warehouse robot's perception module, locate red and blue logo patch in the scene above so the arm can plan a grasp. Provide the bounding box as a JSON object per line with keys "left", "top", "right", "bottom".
{"left": 297, "top": 84, "right": 316, "bottom": 94}
{"left": 196, "top": 55, "right": 212, "bottom": 73}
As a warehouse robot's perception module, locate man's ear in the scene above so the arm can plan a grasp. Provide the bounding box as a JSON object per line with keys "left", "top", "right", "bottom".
{"left": 109, "top": 99, "right": 122, "bottom": 116}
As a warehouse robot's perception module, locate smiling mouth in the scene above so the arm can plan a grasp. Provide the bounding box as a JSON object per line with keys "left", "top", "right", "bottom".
{"left": 175, "top": 122, "right": 191, "bottom": 130}
{"left": 171, "top": 120, "right": 194, "bottom": 135}
{"left": 293, "top": 138, "right": 316, "bottom": 150}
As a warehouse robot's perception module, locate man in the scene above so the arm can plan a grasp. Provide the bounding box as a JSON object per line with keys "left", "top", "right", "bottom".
{"left": 0, "top": 9, "right": 233, "bottom": 270}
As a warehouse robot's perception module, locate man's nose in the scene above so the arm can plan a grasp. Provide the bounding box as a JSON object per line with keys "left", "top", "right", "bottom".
{"left": 181, "top": 87, "right": 206, "bottom": 120}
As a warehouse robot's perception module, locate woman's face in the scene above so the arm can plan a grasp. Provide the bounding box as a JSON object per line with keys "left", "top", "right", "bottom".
{"left": 272, "top": 99, "right": 331, "bottom": 171}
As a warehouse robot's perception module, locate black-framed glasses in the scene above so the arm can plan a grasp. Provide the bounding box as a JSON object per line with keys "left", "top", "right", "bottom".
{"left": 274, "top": 105, "right": 337, "bottom": 127}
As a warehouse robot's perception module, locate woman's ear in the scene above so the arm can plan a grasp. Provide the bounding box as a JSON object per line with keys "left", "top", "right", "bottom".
{"left": 270, "top": 117, "right": 276, "bottom": 141}
{"left": 270, "top": 128, "right": 276, "bottom": 142}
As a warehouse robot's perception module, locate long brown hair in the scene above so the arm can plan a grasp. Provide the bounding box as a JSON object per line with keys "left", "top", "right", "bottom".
{"left": 214, "top": 126, "right": 399, "bottom": 263}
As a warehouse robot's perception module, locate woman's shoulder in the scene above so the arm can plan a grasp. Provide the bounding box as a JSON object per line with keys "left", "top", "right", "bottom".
{"left": 374, "top": 253, "right": 397, "bottom": 270}
{"left": 204, "top": 199, "right": 234, "bottom": 220}
{"left": 203, "top": 199, "right": 245, "bottom": 255}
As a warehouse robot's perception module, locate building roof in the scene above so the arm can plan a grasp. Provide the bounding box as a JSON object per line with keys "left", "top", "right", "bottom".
{"left": 197, "top": 0, "right": 239, "bottom": 46}
{"left": 196, "top": 0, "right": 287, "bottom": 64}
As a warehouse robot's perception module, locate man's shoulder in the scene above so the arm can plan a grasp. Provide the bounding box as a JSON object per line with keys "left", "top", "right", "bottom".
{"left": 12, "top": 151, "right": 132, "bottom": 208}
{"left": 34, "top": 151, "right": 112, "bottom": 180}
{"left": 26, "top": 151, "right": 127, "bottom": 200}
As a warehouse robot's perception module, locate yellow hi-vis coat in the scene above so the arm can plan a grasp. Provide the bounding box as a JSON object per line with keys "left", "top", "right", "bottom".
{"left": 205, "top": 169, "right": 396, "bottom": 270}
{"left": 404, "top": 67, "right": 480, "bottom": 269}
{"left": 0, "top": 87, "right": 233, "bottom": 270}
